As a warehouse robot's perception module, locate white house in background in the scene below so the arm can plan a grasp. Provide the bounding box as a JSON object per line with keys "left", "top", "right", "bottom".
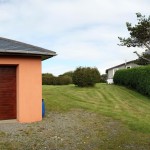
{"left": 106, "top": 60, "right": 139, "bottom": 84}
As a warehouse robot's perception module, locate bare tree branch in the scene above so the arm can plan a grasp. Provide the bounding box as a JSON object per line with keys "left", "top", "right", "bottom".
{"left": 143, "top": 42, "right": 150, "bottom": 50}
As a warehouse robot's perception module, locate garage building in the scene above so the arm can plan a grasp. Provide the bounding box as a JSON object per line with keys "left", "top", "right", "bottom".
{"left": 0, "top": 37, "right": 56, "bottom": 123}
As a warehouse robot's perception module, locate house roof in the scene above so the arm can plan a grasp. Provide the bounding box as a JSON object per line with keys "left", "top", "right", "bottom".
{"left": 0, "top": 37, "right": 56, "bottom": 60}
{"left": 106, "top": 60, "right": 135, "bottom": 73}
{"left": 144, "top": 50, "right": 150, "bottom": 54}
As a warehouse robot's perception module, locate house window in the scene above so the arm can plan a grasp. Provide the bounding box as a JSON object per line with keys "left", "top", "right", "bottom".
{"left": 126, "top": 66, "right": 131, "bottom": 69}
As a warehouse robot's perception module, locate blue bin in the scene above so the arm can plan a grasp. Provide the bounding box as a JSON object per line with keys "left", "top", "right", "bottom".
{"left": 42, "top": 99, "right": 45, "bottom": 118}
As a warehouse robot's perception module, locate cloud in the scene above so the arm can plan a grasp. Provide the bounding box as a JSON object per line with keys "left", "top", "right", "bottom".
{"left": 0, "top": 0, "right": 149, "bottom": 36}
{"left": 0, "top": 0, "right": 149, "bottom": 75}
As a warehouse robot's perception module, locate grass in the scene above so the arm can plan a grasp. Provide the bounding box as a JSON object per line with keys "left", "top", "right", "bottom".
{"left": 1, "top": 83, "right": 150, "bottom": 150}
{"left": 43, "top": 83, "right": 150, "bottom": 133}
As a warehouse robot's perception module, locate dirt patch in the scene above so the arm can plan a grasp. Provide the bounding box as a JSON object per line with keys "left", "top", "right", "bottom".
{"left": 0, "top": 109, "right": 150, "bottom": 150}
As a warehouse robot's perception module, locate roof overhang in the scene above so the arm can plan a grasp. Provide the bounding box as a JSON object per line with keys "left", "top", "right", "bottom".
{"left": 0, "top": 37, "right": 57, "bottom": 61}
{"left": 105, "top": 60, "right": 135, "bottom": 73}
{"left": 0, "top": 49, "right": 57, "bottom": 61}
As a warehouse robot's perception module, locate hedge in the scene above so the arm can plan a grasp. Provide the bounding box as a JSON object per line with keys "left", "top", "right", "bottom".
{"left": 42, "top": 74, "right": 72, "bottom": 85}
{"left": 114, "top": 65, "right": 150, "bottom": 97}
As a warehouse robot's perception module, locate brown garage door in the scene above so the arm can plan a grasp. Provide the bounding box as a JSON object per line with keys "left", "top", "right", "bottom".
{"left": 0, "top": 66, "right": 16, "bottom": 120}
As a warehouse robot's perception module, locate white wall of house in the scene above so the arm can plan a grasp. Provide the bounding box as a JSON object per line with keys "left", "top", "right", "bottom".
{"left": 106, "top": 62, "right": 139, "bottom": 84}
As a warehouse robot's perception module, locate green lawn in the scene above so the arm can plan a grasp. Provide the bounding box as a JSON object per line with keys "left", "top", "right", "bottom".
{"left": 43, "top": 83, "right": 150, "bottom": 133}
{"left": 1, "top": 83, "right": 150, "bottom": 150}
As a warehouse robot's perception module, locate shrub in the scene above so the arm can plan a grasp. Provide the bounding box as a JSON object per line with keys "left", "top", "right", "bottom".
{"left": 57, "top": 75, "right": 72, "bottom": 85}
{"left": 59, "top": 71, "right": 73, "bottom": 84}
{"left": 72, "top": 67, "right": 101, "bottom": 87}
{"left": 114, "top": 65, "right": 150, "bottom": 97}
{"left": 60, "top": 71, "right": 74, "bottom": 78}
{"left": 42, "top": 73, "right": 72, "bottom": 85}
{"left": 42, "top": 73, "right": 54, "bottom": 85}
{"left": 100, "top": 74, "right": 107, "bottom": 83}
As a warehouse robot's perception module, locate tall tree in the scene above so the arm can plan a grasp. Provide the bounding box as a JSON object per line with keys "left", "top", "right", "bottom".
{"left": 118, "top": 13, "right": 150, "bottom": 63}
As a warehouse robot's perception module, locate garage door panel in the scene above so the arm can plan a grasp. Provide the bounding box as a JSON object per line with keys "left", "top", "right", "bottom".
{"left": 0, "top": 66, "right": 16, "bottom": 120}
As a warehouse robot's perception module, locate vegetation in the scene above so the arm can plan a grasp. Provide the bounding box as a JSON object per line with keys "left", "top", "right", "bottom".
{"left": 1, "top": 84, "right": 150, "bottom": 149}
{"left": 42, "top": 73, "right": 72, "bottom": 85}
{"left": 72, "top": 67, "right": 101, "bottom": 87}
{"left": 42, "top": 67, "right": 107, "bottom": 85}
{"left": 59, "top": 71, "right": 74, "bottom": 78}
{"left": 43, "top": 83, "right": 150, "bottom": 133}
{"left": 57, "top": 75, "right": 72, "bottom": 85}
{"left": 42, "top": 73, "right": 54, "bottom": 85}
{"left": 114, "top": 65, "right": 150, "bottom": 97}
{"left": 118, "top": 13, "right": 150, "bottom": 64}
{"left": 100, "top": 74, "right": 107, "bottom": 83}
{"left": 134, "top": 51, "right": 150, "bottom": 65}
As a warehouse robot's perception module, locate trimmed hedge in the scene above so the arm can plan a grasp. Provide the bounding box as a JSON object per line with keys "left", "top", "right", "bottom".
{"left": 57, "top": 75, "right": 72, "bottom": 85}
{"left": 72, "top": 67, "right": 101, "bottom": 87}
{"left": 114, "top": 65, "right": 150, "bottom": 97}
{"left": 42, "top": 74, "right": 72, "bottom": 85}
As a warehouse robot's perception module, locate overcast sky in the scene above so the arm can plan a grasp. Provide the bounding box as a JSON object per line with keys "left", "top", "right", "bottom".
{"left": 0, "top": 0, "right": 149, "bottom": 75}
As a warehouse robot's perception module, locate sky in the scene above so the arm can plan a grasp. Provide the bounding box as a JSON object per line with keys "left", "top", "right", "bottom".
{"left": 0, "top": 0, "right": 149, "bottom": 76}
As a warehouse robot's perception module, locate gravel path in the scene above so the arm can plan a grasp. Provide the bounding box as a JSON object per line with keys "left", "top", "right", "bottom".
{"left": 0, "top": 110, "right": 106, "bottom": 150}
{"left": 0, "top": 109, "right": 150, "bottom": 150}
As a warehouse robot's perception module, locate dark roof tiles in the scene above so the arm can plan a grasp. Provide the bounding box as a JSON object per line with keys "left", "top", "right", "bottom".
{"left": 0, "top": 37, "right": 56, "bottom": 60}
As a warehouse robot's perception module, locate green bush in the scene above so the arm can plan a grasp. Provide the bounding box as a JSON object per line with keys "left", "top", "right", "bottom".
{"left": 100, "top": 74, "right": 107, "bottom": 83}
{"left": 72, "top": 67, "right": 101, "bottom": 87}
{"left": 57, "top": 75, "right": 72, "bottom": 85}
{"left": 59, "top": 71, "right": 73, "bottom": 84}
{"left": 59, "top": 71, "right": 74, "bottom": 78}
{"left": 42, "top": 73, "right": 72, "bottom": 85}
{"left": 114, "top": 65, "right": 150, "bottom": 97}
{"left": 42, "top": 73, "right": 54, "bottom": 85}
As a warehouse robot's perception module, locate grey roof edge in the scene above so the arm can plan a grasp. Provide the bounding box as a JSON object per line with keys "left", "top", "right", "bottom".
{"left": 0, "top": 37, "right": 57, "bottom": 56}
{"left": 106, "top": 60, "right": 135, "bottom": 73}
{"left": 0, "top": 49, "right": 57, "bottom": 56}
{"left": 0, "top": 51, "right": 56, "bottom": 61}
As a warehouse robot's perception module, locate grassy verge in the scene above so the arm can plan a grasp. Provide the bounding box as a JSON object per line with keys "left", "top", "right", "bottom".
{"left": 43, "top": 83, "right": 150, "bottom": 133}
{"left": 1, "top": 84, "right": 150, "bottom": 150}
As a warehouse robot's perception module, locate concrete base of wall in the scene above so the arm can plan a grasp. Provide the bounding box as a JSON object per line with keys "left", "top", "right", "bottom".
{"left": 107, "top": 79, "right": 114, "bottom": 84}
{"left": 0, "top": 119, "right": 17, "bottom": 124}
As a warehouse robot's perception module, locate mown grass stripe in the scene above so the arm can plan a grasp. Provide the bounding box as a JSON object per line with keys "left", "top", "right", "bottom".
{"left": 43, "top": 83, "right": 150, "bottom": 133}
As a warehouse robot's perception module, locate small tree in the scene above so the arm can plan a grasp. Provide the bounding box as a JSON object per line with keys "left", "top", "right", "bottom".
{"left": 72, "top": 67, "right": 101, "bottom": 87}
{"left": 118, "top": 13, "right": 150, "bottom": 63}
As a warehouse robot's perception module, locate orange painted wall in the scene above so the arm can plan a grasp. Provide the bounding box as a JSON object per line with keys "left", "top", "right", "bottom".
{"left": 0, "top": 56, "right": 42, "bottom": 123}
